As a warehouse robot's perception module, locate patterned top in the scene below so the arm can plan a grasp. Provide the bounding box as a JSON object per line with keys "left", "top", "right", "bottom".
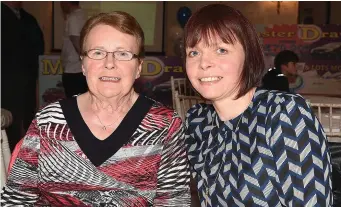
{"left": 185, "top": 88, "right": 333, "bottom": 207}
{"left": 1, "top": 95, "right": 190, "bottom": 206}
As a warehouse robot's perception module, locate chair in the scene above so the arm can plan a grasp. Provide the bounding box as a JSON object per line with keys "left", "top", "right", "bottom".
{"left": 174, "top": 91, "right": 212, "bottom": 121}
{"left": 170, "top": 76, "right": 198, "bottom": 108}
{"left": 310, "top": 102, "right": 341, "bottom": 142}
{"left": 1, "top": 108, "right": 13, "bottom": 188}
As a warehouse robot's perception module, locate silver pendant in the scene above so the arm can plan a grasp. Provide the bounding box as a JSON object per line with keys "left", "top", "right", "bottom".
{"left": 102, "top": 126, "right": 106, "bottom": 130}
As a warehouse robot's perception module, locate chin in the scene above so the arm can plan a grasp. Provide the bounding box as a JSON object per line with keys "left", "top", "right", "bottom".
{"left": 99, "top": 90, "right": 120, "bottom": 98}
{"left": 196, "top": 89, "right": 220, "bottom": 101}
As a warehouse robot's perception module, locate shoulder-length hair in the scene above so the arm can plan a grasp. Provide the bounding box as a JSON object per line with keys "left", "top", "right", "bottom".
{"left": 184, "top": 4, "right": 265, "bottom": 99}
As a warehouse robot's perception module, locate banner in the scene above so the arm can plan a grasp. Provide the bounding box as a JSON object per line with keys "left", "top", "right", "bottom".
{"left": 38, "top": 25, "right": 341, "bottom": 108}
{"left": 256, "top": 24, "right": 341, "bottom": 96}
{"left": 38, "top": 56, "right": 185, "bottom": 107}
{"left": 39, "top": 55, "right": 65, "bottom": 107}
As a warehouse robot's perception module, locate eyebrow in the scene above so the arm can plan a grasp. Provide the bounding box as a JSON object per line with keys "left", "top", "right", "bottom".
{"left": 89, "top": 46, "right": 132, "bottom": 51}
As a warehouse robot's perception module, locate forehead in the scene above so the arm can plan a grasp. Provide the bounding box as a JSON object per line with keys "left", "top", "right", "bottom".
{"left": 186, "top": 30, "right": 238, "bottom": 49}
{"left": 85, "top": 24, "right": 138, "bottom": 51}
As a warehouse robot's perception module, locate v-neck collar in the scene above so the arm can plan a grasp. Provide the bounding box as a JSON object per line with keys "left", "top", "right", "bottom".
{"left": 59, "top": 95, "right": 153, "bottom": 167}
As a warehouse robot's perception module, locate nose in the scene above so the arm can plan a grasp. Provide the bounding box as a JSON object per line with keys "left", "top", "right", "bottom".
{"left": 104, "top": 52, "right": 116, "bottom": 70}
{"left": 199, "top": 53, "right": 213, "bottom": 70}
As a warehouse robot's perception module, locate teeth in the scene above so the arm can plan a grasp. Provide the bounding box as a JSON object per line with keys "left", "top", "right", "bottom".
{"left": 100, "top": 77, "right": 120, "bottom": 81}
{"left": 200, "top": 77, "right": 221, "bottom": 82}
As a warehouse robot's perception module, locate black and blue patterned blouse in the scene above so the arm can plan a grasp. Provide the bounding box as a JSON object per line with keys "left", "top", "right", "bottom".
{"left": 185, "top": 88, "right": 333, "bottom": 207}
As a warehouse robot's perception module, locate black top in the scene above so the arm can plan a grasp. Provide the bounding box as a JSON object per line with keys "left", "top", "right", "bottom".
{"left": 59, "top": 95, "right": 153, "bottom": 167}
{"left": 1, "top": 3, "right": 44, "bottom": 78}
{"left": 262, "top": 68, "right": 290, "bottom": 92}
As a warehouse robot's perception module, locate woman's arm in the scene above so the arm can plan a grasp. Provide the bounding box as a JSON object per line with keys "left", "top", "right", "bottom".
{"left": 0, "top": 119, "right": 41, "bottom": 205}
{"left": 268, "top": 96, "right": 333, "bottom": 206}
{"left": 153, "top": 112, "right": 191, "bottom": 207}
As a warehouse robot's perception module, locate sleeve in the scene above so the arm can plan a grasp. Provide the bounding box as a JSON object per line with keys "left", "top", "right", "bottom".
{"left": 184, "top": 104, "right": 207, "bottom": 204}
{"left": 267, "top": 95, "right": 333, "bottom": 206}
{"left": 153, "top": 112, "right": 191, "bottom": 207}
{"left": 184, "top": 104, "right": 200, "bottom": 181}
{"left": 68, "top": 12, "right": 86, "bottom": 37}
{"left": 0, "top": 119, "right": 41, "bottom": 206}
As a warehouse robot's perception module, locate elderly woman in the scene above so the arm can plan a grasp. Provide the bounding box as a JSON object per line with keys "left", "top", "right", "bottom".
{"left": 184, "top": 4, "right": 332, "bottom": 206}
{"left": 1, "top": 12, "right": 190, "bottom": 206}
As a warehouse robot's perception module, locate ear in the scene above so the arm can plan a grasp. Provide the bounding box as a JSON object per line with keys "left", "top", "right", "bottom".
{"left": 280, "top": 64, "right": 288, "bottom": 72}
{"left": 135, "top": 59, "right": 143, "bottom": 79}
{"left": 81, "top": 63, "right": 86, "bottom": 76}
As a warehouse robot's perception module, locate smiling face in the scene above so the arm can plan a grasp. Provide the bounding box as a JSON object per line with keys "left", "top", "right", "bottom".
{"left": 185, "top": 34, "right": 245, "bottom": 101}
{"left": 82, "top": 24, "right": 142, "bottom": 99}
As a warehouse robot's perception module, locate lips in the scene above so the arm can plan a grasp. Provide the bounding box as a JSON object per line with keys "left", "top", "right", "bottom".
{"left": 99, "top": 76, "right": 121, "bottom": 81}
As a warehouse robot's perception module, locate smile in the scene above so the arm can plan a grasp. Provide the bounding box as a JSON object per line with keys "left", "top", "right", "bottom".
{"left": 199, "top": 76, "right": 222, "bottom": 82}
{"left": 99, "top": 77, "right": 121, "bottom": 81}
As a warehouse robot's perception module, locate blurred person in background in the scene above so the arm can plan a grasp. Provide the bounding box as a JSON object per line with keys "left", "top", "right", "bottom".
{"left": 262, "top": 50, "right": 299, "bottom": 92}
{"left": 1, "top": 1, "right": 44, "bottom": 151}
{"left": 60, "top": 1, "right": 88, "bottom": 98}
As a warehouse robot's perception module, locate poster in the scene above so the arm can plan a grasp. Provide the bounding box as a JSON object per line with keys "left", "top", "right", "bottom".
{"left": 256, "top": 24, "right": 341, "bottom": 96}
{"left": 38, "top": 56, "right": 185, "bottom": 107}
{"left": 38, "top": 55, "right": 65, "bottom": 107}
{"left": 38, "top": 25, "right": 341, "bottom": 108}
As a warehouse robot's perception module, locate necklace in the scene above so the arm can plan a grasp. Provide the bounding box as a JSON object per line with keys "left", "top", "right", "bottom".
{"left": 203, "top": 112, "right": 244, "bottom": 206}
{"left": 91, "top": 94, "right": 132, "bottom": 131}
{"left": 93, "top": 111, "right": 121, "bottom": 131}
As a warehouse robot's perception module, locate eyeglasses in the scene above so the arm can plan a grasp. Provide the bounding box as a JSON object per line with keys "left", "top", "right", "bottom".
{"left": 83, "top": 49, "right": 139, "bottom": 61}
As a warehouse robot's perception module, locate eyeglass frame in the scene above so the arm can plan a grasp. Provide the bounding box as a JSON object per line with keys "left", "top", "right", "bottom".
{"left": 81, "top": 49, "right": 139, "bottom": 61}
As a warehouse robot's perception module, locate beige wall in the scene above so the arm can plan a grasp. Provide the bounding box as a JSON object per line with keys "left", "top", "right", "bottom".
{"left": 22, "top": 2, "right": 53, "bottom": 54}
{"left": 28, "top": 1, "right": 341, "bottom": 56}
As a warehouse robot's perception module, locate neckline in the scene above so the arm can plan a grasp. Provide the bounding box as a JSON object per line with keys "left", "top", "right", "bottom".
{"left": 75, "top": 94, "right": 141, "bottom": 141}
{"left": 59, "top": 94, "right": 153, "bottom": 166}
{"left": 213, "top": 87, "right": 261, "bottom": 128}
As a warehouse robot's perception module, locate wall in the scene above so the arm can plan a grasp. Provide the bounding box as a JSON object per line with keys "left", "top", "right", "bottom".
{"left": 299, "top": 1, "right": 341, "bottom": 24}
{"left": 22, "top": 2, "right": 53, "bottom": 54}
{"left": 330, "top": 1, "right": 341, "bottom": 24}
{"left": 165, "top": 1, "right": 299, "bottom": 55}
{"left": 24, "top": 1, "right": 329, "bottom": 56}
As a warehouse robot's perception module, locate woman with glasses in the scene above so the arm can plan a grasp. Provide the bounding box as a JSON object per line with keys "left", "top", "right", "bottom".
{"left": 1, "top": 12, "right": 190, "bottom": 206}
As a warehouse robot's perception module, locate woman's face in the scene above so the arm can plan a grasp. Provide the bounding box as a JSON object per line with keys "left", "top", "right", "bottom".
{"left": 185, "top": 34, "right": 245, "bottom": 101}
{"left": 82, "top": 24, "right": 142, "bottom": 99}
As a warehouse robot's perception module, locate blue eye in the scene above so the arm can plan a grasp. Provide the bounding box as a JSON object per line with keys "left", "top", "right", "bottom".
{"left": 188, "top": 51, "right": 199, "bottom": 57}
{"left": 217, "top": 48, "right": 228, "bottom": 54}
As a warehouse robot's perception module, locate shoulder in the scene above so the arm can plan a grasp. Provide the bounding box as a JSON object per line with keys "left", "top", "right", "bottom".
{"left": 145, "top": 96, "right": 181, "bottom": 124}
{"left": 20, "top": 9, "right": 34, "bottom": 19}
{"left": 68, "top": 9, "right": 86, "bottom": 21}
{"left": 36, "top": 101, "right": 65, "bottom": 126}
{"left": 185, "top": 103, "right": 214, "bottom": 129}
{"left": 254, "top": 88, "right": 311, "bottom": 119}
{"left": 186, "top": 103, "right": 213, "bottom": 120}
{"left": 256, "top": 89, "right": 307, "bottom": 106}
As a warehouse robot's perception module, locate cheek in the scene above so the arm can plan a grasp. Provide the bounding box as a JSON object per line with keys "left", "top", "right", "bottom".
{"left": 185, "top": 60, "right": 197, "bottom": 78}
{"left": 83, "top": 61, "right": 102, "bottom": 75}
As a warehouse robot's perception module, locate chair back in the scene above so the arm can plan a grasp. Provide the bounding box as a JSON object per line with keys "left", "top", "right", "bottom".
{"left": 171, "top": 76, "right": 198, "bottom": 107}
{"left": 310, "top": 102, "right": 341, "bottom": 142}
{"left": 174, "top": 91, "right": 211, "bottom": 121}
